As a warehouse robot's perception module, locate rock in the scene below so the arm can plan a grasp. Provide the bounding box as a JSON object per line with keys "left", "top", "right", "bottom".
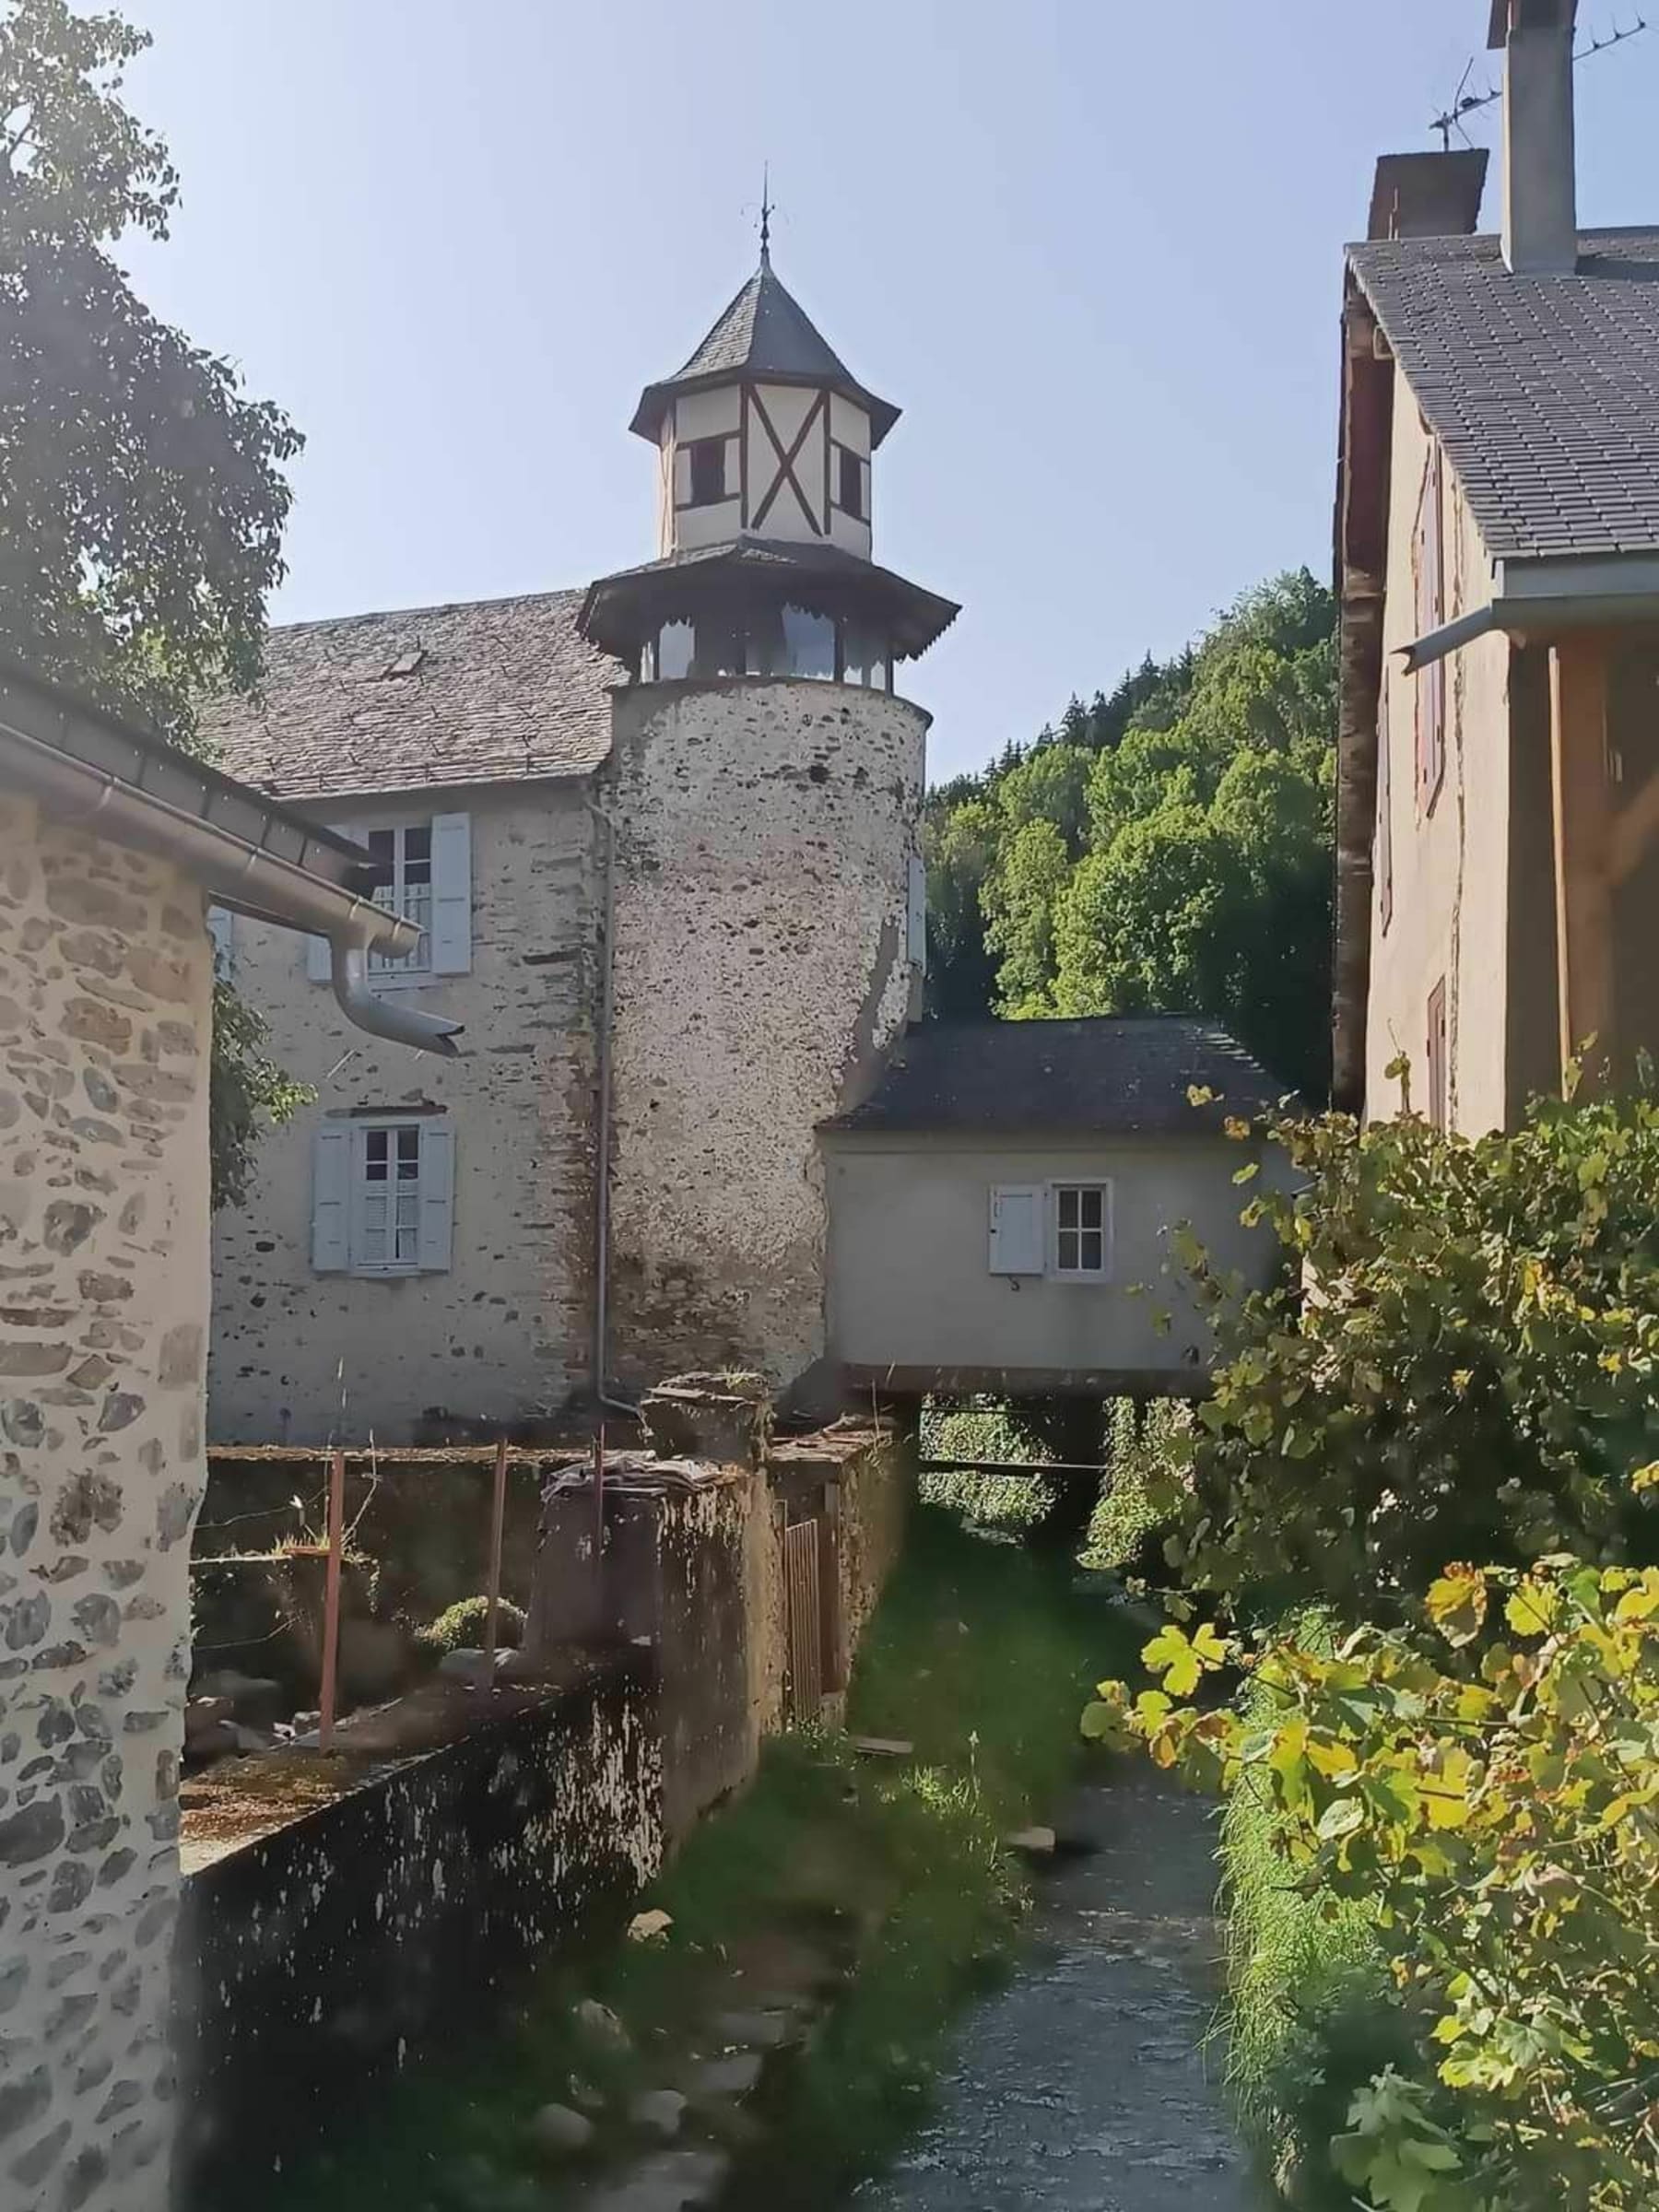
{"left": 526, "top": 2101, "right": 594, "bottom": 2157}
{"left": 687, "top": 2051, "right": 764, "bottom": 2105}
{"left": 573, "top": 1998, "right": 629, "bottom": 2053}
{"left": 568, "top": 2078, "right": 606, "bottom": 2113}
{"left": 628, "top": 2088, "right": 687, "bottom": 2141}
{"left": 709, "top": 2008, "right": 791, "bottom": 2049}
{"left": 437, "top": 1647, "right": 516, "bottom": 1688}
{"left": 224, "top": 1723, "right": 275, "bottom": 1755}
{"left": 627, "top": 1909, "right": 674, "bottom": 1945}
{"left": 850, "top": 1735, "right": 913, "bottom": 1759}
{"left": 1006, "top": 1825, "right": 1057, "bottom": 1856}
{"left": 584, "top": 2148, "right": 730, "bottom": 2212}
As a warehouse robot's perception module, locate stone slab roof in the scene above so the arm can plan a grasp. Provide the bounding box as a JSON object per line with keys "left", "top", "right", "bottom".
{"left": 821, "top": 1017, "right": 1288, "bottom": 1138}
{"left": 1347, "top": 228, "right": 1659, "bottom": 561}
{"left": 201, "top": 589, "right": 625, "bottom": 804}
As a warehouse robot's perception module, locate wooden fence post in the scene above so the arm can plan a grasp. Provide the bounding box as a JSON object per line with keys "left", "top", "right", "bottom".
{"left": 318, "top": 1448, "right": 346, "bottom": 1751}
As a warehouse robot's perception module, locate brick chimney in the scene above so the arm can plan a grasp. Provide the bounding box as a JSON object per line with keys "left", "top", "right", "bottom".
{"left": 1368, "top": 149, "right": 1490, "bottom": 241}
{"left": 1491, "top": 0, "right": 1579, "bottom": 275}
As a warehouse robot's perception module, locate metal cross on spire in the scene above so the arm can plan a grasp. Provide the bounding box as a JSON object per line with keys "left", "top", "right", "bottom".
{"left": 759, "top": 164, "right": 774, "bottom": 265}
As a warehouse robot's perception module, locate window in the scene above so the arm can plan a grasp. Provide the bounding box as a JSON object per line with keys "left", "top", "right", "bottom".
{"left": 687, "top": 438, "right": 727, "bottom": 508}
{"left": 366, "top": 825, "right": 432, "bottom": 973}
{"left": 1427, "top": 978, "right": 1449, "bottom": 1132}
{"left": 836, "top": 444, "right": 865, "bottom": 521}
{"left": 308, "top": 814, "right": 471, "bottom": 984}
{"left": 1414, "top": 444, "right": 1446, "bottom": 811}
{"left": 312, "top": 1117, "right": 453, "bottom": 1277}
{"left": 206, "top": 905, "right": 234, "bottom": 981}
{"left": 1053, "top": 1183, "right": 1112, "bottom": 1278}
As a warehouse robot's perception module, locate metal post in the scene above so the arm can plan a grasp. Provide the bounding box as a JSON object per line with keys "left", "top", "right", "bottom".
{"left": 483, "top": 1435, "right": 510, "bottom": 1673}
{"left": 593, "top": 1426, "right": 606, "bottom": 1619}
{"left": 318, "top": 1448, "right": 346, "bottom": 1752}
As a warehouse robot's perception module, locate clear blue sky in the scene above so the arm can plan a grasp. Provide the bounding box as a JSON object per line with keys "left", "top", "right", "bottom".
{"left": 120, "top": 1, "right": 1659, "bottom": 782}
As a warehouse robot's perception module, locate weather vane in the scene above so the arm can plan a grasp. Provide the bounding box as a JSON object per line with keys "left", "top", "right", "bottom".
{"left": 759, "top": 164, "right": 774, "bottom": 263}
{"left": 1431, "top": 10, "right": 1648, "bottom": 150}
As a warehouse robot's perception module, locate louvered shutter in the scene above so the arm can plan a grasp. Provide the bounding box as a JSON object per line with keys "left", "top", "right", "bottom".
{"left": 312, "top": 1125, "right": 351, "bottom": 1272}
{"left": 429, "top": 813, "right": 472, "bottom": 974}
{"left": 418, "top": 1123, "right": 454, "bottom": 1272}
{"left": 306, "top": 932, "right": 333, "bottom": 983}
{"left": 988, "top": 1185, "right": 1043, "bottom": 1276}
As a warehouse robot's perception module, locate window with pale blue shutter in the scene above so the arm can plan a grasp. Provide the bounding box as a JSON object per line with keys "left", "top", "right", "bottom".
{"left": 418, "top": 1123, "right": 454, "bottom": 1272}
{"left": 988, "top": 1185, "right": 1042, "bottom": 1276}
{"left": 306, "top": 931, "right": 333, "bottom": 983}
{"left": 429, "top": 813, "right": 472, "bottom": 974}
{"left": 312, "top": 1125, "right": 351, "bottom": 1271}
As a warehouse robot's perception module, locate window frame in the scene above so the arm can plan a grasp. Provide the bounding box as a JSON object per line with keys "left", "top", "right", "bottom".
{"left": 347, "top": 1114, "right": 442, "bottom": 1277}
{"left": 685, "top": 436, "right": 730, "bottom": 510}
{"left": 833, "top": 441, "right": 866, "bottom": 522}
{"left": 1413, "top": 441, "right": 1447, "bottom": 816}
{"left": 365, "top": 823, "right": 434, "bottom": 982}
{"left": 1426, "top": 978, "right": 1450, "bottom": 1133}
{"left": 1046, "top": 1180, "right": 1113, "bottom": 1284}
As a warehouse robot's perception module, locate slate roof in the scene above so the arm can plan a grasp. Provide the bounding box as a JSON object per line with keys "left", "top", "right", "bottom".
{"left": 821, "top": 1018, "right": 1289, "bottom": 1138}
{"left": 1347, "top": 228, "right": 1659, "bottom": 561}
{"left": 201, "top": 589, "right": 625, "bottom": 803}
{"left": 630, "top": 257, "right": 900, "bottom": 447}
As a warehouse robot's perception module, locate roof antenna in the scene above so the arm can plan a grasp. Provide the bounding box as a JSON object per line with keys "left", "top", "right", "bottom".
{"left": 759, "top": 163, "right": 773, "bottom": 266}
{"left": 1431, "top": 13, "right": 1648, "bottom": 149}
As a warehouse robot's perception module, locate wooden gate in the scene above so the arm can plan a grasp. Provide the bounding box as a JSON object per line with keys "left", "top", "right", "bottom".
{"left": 785, "top": 1516, "right": 824, "bottom": 1724}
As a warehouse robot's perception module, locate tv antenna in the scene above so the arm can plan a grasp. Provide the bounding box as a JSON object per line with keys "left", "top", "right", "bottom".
{"left": 1431, "top": 12, "right": 1649, "bottom": 150}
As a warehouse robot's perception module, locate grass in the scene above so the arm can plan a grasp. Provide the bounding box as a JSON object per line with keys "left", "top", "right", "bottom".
{"left": 255, "top": 1503, "right": 1139, "bottom": 2211}
{"left": 1218, "top": 1620, "right": 1409, "bottom": 2207}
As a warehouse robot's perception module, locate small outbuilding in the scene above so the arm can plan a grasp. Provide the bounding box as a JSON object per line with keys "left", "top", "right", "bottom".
{"left": 820, "top": 1016, "right": 1292, "bottom": 1398}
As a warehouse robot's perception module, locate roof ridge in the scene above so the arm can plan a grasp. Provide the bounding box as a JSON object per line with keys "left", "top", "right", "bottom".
{"left": 264, "top": 584, "right": 589, "bottom": 639}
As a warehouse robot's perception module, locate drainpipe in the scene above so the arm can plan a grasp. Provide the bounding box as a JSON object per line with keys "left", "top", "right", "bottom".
{"left": 585, "top": 799, "right": 636, "bottom": 1417}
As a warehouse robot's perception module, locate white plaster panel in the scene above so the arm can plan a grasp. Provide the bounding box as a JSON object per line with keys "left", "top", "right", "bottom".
{"left": 829, "top": 394, "right": 871, "bottom": 457}
{"left": 209, "top": 783, "right": 599, "bottom": 1443}
{"left": 674, "top": 387, "right": 741, "bottom": 441}
{"left": 1368, "top": 371, "right": 1511, "bottom": 1135}
{"left": 606, "top": 681, "right": 928, "bottom": 1390}
{"left": 0, "top": 794, "right": 213, "bottom": 2209}
{"left": 673, "top": 497, "right": 742, "bottom": 554}
{"left": 746, "top": 383, "right": 828, "bottom": 542}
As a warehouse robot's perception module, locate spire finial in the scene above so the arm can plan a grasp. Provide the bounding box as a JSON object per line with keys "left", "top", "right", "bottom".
{"left": 759, "top": 164, "right": 773, "bottom": 266}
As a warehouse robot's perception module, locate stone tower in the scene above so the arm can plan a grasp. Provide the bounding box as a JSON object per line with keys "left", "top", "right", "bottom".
{"left": 579, "top": 243, "right": 958, "bottom": 1400}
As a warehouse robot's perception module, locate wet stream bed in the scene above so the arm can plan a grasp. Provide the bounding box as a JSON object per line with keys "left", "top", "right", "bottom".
{"left": 850, "top": 1767, "right": 1260, "bottom": 2212}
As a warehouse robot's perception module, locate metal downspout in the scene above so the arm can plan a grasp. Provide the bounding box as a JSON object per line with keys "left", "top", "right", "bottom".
{"left": 586, "top": 800, "right": 636, "bottom": 1418}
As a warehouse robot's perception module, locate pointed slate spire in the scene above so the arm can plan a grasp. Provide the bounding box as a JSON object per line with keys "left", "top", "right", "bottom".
{"left": 629, "top": 258, "right": 900, "bottom": 448}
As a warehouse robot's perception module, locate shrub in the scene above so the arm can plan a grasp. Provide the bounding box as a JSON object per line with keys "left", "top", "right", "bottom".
{"left": 1159, "top": 1085, "right": 1659, "bottom": 1622}
{"left": 414, "top": 1594, "right": 524, "bottom": 1655}
{"left": 1088, "top": 1555, "right": 1659, "bottom": 2209}
{"left": 1085, "top": 1399, "right": 1190, "bottom": 1578}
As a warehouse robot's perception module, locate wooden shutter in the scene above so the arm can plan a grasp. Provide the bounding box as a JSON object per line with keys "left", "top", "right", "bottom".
{"left": 429, "top": 812, "right": 472, "bottom": 974}
{"left": 988, "top": 1185, "right": 1043, "bottom": 1276}
{"left": 907, "top": 853, "right": 927, "bottom": 969}
{"left": 312, "top": 1124, "right": 351, "bottom": 1272}
{"left": 418, "top": 1121, "right": 454, "bottom": 1272}
{"left": 306, "top": 931, "right": 333, "bottom": 983}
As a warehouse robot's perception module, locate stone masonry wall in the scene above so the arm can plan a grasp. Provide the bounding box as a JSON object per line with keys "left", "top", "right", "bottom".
{"left": 209, "top": 782, "right": 598, "bottom": 1443}
{"left": 604, "top": 680, "right": 927, "bottom": 1394}
{"left": 0, "top": 794, "right": 213, "bottom": 2212}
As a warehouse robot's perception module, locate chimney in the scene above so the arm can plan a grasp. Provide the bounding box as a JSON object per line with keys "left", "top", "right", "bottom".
{"left": 1491, "top": 0, "right": 1579, "bottom": 275}
{"left": 1368, "top": 150, "right": 1489, "bottom": 241}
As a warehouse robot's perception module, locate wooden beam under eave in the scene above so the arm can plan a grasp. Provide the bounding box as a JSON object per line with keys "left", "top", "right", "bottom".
{"left": 1549, "top": 636, "right": 1615, "bottom": 1086}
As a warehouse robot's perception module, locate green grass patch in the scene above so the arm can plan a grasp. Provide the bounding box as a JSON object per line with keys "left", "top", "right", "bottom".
{"left": 257, "top": 1504, "right": 1138, "bottom": 2211}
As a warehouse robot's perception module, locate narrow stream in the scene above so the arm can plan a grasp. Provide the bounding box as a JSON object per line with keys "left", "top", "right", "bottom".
{"left": 852, "top": 1768, "right": 1259, "bottom": 2212}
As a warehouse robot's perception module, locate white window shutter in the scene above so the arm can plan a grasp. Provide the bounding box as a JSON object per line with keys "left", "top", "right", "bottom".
{"left": 988, "top": 1185, "right": 1043, "bottom": 1276}
{"left": 906, "top": 853, "right": 927, "bottom": 970}
{"left": 429, "top": 812, "right": 472, "bottom": 974}
{"left": 418, "top": 1123, "right": 454, "bottom": 1272}
{"left": 312, "top": 1125, "right": 351, "bottom": 1272}
{"left": 206, "top": 905, "right": 234, "bottom": 980}
{"left": 306, "top": 932, "right": 332, "bottom": 983}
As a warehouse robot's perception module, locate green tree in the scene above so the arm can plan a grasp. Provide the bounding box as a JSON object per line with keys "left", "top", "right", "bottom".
{"left": 0, "top": 0, "right": 306, "bottom": 1203}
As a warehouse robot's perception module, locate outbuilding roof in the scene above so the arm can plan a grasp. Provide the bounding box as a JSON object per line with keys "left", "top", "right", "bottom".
{"left": 1347, "top": 228, "right": 1659, "bottom": 562}
{"left": 629, "top": 256, "right": 900, "bottom": 448}
{"left": 821, "top": 1017, "right": 1288, "bottom": 1138}
{"left": 201, "top": 588, "right": 624, "bottom": 803}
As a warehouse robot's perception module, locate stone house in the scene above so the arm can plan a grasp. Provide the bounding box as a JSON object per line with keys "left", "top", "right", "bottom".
{"left": 0, "top": 664, "right": 451, "bottom": 2209}
{"left": 205, "top": 245, "right": 959, "bottom": 1444}
{"left": 1335, "top": 0, "right": 1659, "bottom": 1131}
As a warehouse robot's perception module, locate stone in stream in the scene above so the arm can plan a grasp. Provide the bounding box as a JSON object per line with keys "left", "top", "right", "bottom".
{"left": 1005, "top": 1825, "right": 1057, "bottom": 1856}
{"left": 708, "top": 2007, "right": 792, "bottom": 2049}
{"left": 583, "top": 2148, "right": 730, "bottom": 2212}
{"left": 687, "top": 2050, "right": 764, "bottom": 2105}
{"left": 526, "top": 2101, "right": 595, "bottom": 2157}
{"left": 573, "top": 1998, "right": 630, "bottom": 2053}
{"left": 628, "top": 2088, "right": 687, "bottom": 2140}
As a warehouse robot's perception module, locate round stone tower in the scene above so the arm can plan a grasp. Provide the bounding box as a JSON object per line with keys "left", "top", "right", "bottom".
{"left": 578, "top": 239, "right": 959, "bottom": 1399}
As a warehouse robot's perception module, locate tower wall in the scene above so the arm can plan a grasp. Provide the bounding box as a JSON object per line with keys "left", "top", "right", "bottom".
{"left": 605, "top": 678, "right": 926, "bottom": 1394}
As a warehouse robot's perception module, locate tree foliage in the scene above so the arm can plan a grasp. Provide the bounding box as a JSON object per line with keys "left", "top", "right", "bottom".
{"left": 1149, "top": 1085, "right": 1659, "bottom": 1623}
{"left": 922, "top": 571, "right": 1335, "bottom": 1094}
{"left": 0, "top": 0, "right": 306, "bottom": 1202}
{"left": 1088, "top": 1556, "right": 1659, "bottom": 2208}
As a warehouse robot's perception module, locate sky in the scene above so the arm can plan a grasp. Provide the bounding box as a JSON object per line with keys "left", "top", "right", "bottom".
{"left": 117, "top": 0, "right": 1659, "bottom": 784}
